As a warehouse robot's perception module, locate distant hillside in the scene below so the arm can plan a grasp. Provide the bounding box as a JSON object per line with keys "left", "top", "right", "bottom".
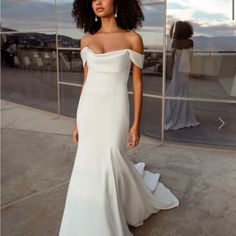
{"left": 167, "top": 36, "right": 236, "bottom": 51}
{"left": 1, "top": 28, "right": 80, "bottom": 47}
{"left": 1, "top": 27, "right": 17, "bottom": 32}
{"left": 193, "top": 36, "right": 236, "bottom": 51}
{"left": 2, "top": 27, "right": 235, "bottom": 51}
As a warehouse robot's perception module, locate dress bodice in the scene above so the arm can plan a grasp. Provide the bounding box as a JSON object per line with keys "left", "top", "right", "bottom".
{"left": 173, "top": 48, "right": 193, "bottom": 74}
{"left": 80, "top": 47, "right": 144, "bottom": 73}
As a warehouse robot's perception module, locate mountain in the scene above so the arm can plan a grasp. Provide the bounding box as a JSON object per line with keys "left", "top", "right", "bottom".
{"left": 193, "top": 36, "right": 236, "bottom": 51}
{"left": 167, "top": 36, "right": 236, "bottom": 51}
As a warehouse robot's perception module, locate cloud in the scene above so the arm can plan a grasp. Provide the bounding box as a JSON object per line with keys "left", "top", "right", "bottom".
{"left": 143, "top": 5, "right": 164, "bottom": 27}
{"left": 1, "top": 0, "right": 56, "bottom": 31}
{"left": 167, "top": 15, "right": 236, "bottom": 37}
{"left": 192, "top": 21, "right": 236, "bottom": 37}
{"left": 167, "top": 2, "right": 185, "bottom": 10}
{"left": 193, "top": 10, "right": 229, "bottom": 21}
{"left": 167, "top": 0, "right": 235, "bottom": 37}
{"left": 168, "top": 0, "right": 232, "bottom": 16}
{"left": 167, "top": 0, "right": 232, "bottom": 19}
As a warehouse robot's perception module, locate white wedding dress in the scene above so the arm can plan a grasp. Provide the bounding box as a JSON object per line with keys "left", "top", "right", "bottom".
{"left": 165, "top": 48, "right": 200, "bottom": 130}
{"left": 58, "top": 46, "right": 179, "bottom": 236}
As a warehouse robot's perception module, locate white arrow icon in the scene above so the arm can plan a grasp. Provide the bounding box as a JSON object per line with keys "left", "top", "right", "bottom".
{"left": 218, "top": 117, "right": 225, "bottom": 130}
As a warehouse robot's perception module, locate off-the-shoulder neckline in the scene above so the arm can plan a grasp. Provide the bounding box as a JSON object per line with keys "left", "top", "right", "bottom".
{"left": 81, "top": 46, "right": 144, "bottom": 56}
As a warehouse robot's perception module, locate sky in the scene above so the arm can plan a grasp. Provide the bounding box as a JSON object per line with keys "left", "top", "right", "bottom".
{"left": 1, "top": 0, "right": 236, "bottom": 49}
{"left": 167, "top": 0, "right": 236, "bottom": 37}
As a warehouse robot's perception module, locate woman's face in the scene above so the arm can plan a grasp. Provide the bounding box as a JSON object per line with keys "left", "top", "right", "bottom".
{"left": 92, "top": 0, "right": 115, "bottom": 18}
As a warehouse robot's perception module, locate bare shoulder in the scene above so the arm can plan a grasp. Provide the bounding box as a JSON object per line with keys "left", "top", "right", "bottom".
{"left": 127, "top": 31, "right": 144, "bottom": 53}
{"left": 184, "top": 39, "right": 193, "bottom": 48}
{"left": 172, "top": 39, "right": 178, "bottom": 48}
{"left": 172, "top": 38, "right": 193, "bottom": 49}
{"left": 80, "top": 33, "right": 93, "bottom": 49}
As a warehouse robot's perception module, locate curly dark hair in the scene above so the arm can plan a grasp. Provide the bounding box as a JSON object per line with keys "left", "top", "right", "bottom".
{"left": 169, "top": 21, "right": 193, "bottom": 40}
{"left": 71, "top": 0, "right": 144, "bottom": 34}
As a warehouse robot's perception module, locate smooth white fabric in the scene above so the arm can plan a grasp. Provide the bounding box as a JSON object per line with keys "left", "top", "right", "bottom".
{"left": 165, "top": 48, "right": 200, "bottom": 130}
{"left": 59, "top": 47, "right": 179, "bottom": 236}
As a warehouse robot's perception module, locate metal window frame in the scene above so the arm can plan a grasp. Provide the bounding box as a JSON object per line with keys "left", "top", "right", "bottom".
{"left": 1, "top": 0, "right": 236, "bottom": 150}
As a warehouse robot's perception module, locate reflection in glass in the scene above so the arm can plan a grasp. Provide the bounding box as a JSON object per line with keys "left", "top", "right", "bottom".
{"left": 58, "top": 50, "right": 84, "bottom": 84}
{"left": 127, "top": 51, "right": 162, "bottom": 95}
{"left": 1, "top": 33, "right": 58, "bottom": 113}
{"left": 57, "top": 0, "right": 73, "bottom": 11}
{"left": 166, "top": 0, "right": 236, "bottom": 100}
{"left": 1, "top": 35, "right": 18, "bottom": 68}
{"left": 134, "top": 3, "right": 164, "bottom": 95}
{"left": 165, "top": 101, "right": 236, "bottom": 148}
{"left": 165, "top": 21, "right": 200, "bottom": 130}
{"left": 60, "top": 84, "right": 81, "bottom": 117}
{"left": 1, "top": 0, "right": 55, "bottom": 31}
{"left": 1, "top": 33, "right": 56, "bottom": 71}
{"left": 141, "top": 2, "right": 164, "bottom": 50}
{"left": 129, "top": 95, "right": 162, "bottom": 139}
{"left": 57, "top": 10, "right": 82, "bottom": 48}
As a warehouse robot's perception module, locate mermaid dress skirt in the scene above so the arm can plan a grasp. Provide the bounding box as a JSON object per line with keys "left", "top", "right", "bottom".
{"left": 58, "top": 47, "right": 179, "bottom": 236}
{"left": 165, "top": 48, "right": 200, "bottom": 130}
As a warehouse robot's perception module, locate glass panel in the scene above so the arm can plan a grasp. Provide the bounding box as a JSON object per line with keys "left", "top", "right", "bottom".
{"left": 57, "top": 10, "right": 82, "bottom": 48}
{"left": 1, "top": 32, "right": 57, "bottom": 71}
{"left": 57, "top": 0, "right": 73, "bottom": 11}
{"left": 132, "top": 2, "right": 165, "bottom": 96}
{"left": 1, "top": 32, "right": 58, "bottom": 113}
{"left": 166, "top": 0, "right": 236, "bottom": 100}
{"left": 143, "top": 0, "right": 165, "bottom": 4}
{"left": 129, "top": 95, "right": 162, "bottom": 139}
{"left": 1, "top": 0, "right": 55, "bottom": 32}
{"left": 60, "top": 84, "right": 81, "bottom": 117}
{"left": 58, "top": 49, "right": 84, "bottom": 84}
{"left": 127, "top": 51, "right": 163, "bottom": 95}
{"left": 164, "top": 99, "right": 236, "bottom": 148}
{"left": 142, "top": 3, "right": 164, "bottom": 50}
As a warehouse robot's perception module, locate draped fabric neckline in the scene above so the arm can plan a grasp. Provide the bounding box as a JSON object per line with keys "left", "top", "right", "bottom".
{"left": 81, "top": 46, "right": 144, "bottom": 57}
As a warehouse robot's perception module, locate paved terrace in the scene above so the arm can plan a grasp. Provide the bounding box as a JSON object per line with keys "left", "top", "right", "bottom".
{"left": 1, "top": 100, "right": 236, "bottom": 236}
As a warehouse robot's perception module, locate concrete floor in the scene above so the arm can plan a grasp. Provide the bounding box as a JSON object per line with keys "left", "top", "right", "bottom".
{"left": 1, "top": 100, "right": 236, "bottom": 236}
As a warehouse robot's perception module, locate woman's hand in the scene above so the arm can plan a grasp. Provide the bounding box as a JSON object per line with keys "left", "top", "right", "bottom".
{"left": 127, "top": 125, "right": 140, "bottom": 148}
{"left": 73, "top": 127, "right": 79, "bottom": 144}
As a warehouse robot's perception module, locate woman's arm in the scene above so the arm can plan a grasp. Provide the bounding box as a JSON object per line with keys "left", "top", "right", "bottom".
{"left": 128, "top": 32, "right": 144, "bottom": 148}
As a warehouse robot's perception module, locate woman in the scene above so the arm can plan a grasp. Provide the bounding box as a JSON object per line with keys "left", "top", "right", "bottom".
{"left": 59, "top": 1, "right": 179, "bottom": 235}
{"left": 165, "top": 21, "right": 200, "bottom": 130}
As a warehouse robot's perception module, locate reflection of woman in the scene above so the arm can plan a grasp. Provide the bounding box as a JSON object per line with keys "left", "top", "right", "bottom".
{"left": 165, "top": 21, "right": 200, "bottom": 130}
{"left": 59, "top": 0, "right": 179, "bottom": 235}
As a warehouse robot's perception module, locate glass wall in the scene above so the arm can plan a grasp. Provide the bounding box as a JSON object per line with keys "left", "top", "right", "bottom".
{"left": 164, "top": 0, "right": 236, "bottom": 147}
{"left": 1, "top": 0, "right": 235, "bottom": 149}
{"left": 1, "top": 0, "right": 58, "bottom": 112}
